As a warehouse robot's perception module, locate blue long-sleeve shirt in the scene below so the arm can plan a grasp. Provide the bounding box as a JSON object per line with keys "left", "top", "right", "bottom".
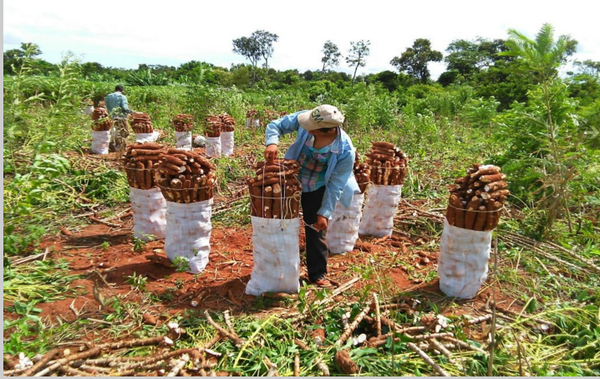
{"left": 105, "top": 91, "right": 133, "bottom": 118}
{"left": 265, "top": 110, "right": 360, "bottom": 219}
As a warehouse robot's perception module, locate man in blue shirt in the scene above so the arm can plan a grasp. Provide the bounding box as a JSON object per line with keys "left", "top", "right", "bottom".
{"left": 105, "top": 85, "right": 134, "bottom": 152}
{"left": 264, "top": 105, "right": 360, "bottom": 288}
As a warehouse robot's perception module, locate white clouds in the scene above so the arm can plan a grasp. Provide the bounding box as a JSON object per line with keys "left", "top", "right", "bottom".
{"left": 4, "top": 0, "right": 599, "bottom": 76}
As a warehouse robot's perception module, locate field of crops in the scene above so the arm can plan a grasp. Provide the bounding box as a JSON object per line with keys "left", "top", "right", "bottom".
{"left": 3, "top": 49, "right": 600, "bottom": 376}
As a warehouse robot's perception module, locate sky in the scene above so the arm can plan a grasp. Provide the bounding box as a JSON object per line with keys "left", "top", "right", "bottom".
{"left": 3, "top": 0, "right": 600, "bottom": 79}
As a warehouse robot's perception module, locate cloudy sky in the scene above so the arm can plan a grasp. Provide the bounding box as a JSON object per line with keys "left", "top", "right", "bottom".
{"left": 4, "top": 0, "right": 599, "bottom": 79}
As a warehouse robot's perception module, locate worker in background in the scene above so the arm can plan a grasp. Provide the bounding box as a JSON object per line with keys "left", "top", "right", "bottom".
{"left": 105, "top": 85, "right": 134, "bottom": 153}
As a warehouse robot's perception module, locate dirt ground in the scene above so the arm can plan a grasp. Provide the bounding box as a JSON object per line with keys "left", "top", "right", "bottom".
{"left": 3, "top": 148, "right": 523, "bottom": 348}
{"left": 5, "top": 203, "right": 518, "bottom": 330}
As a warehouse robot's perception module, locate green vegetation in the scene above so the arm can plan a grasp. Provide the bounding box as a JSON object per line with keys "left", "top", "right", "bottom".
{"left": 3, "top": 24, "right": 599, "bottom": 376}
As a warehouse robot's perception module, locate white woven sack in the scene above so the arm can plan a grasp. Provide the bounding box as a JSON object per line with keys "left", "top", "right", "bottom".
{"left": 246, "top": 118, "right": 260, "bottom": 127}
{"left": 175, "top": 131, "right": 192, "bottom": 150}
{"left": 193, "top": 135, "right": 206, "bottom": 147}
{"left": 90, "top": 130, "right": 110, "bottom": 154}
{"left": 221, "top": 131, "right": 234, "bottom": 156}
{"left": 135, "top": 131, "right": 160, "bottom": 143}
{"left": 130, "top": 187, "right": 167, "bottom": 241}
{"left": 327, "top": 193, "right": 365, "bottom": 255}
{"left": 165, "top": 199, "right": 213, "bottom": 274}
{"left": 245, "top": 217, "right": 301, "bottom": 296}
{"left": 438, "top": 218, "right": 492, "bottom": 299}
{"left": 205, "top": 136, "right": 222, "bottom": 157}
{"left": 358, "top": 185, "right": 403, "bottom": 238}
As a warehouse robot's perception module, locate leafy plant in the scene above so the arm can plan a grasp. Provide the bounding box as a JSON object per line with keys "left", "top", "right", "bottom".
{"left": 172, "top": 256, "right": 191, "bottom": 273}
{"left": 125, "top": 272, "right": 148, "bottom": 291}
{"left": 132, "top": 237, "right": 149, "bottom": 252}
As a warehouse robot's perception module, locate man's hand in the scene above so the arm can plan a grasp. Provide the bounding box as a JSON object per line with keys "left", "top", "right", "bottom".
{"left": 264, "top": 144, "right": 278, "bottom": 162}
{"left": 313, "top": 215, "right": 328, "bottom": 232}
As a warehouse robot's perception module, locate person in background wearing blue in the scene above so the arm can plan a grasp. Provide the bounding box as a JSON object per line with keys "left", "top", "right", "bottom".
{"left": 105, "top": 85, "right": 134, "bottom": 152}
{"left": 264, "top": 105, "right": 360, "bottom": 288}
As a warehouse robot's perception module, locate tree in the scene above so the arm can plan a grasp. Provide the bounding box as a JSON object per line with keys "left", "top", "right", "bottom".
{"left": 4, "top": 42, "right": 43, "bottom": 75}
{"left": 232, "top": 30, "right": 278, "bottom": 86}
{"left": 252, "top": 30, "right": 278, "bottom": 72}
{"left": 390, "top": 38, "right": 443, "bottom": 84}
{"left": 572, "top": 59, "right": 600, "bottom": 76}
{"left": 321, "top": 40, "right": 341, "bottom": 71}
{"left": 366, "top": 70, "right": 400, "bottom": 92}
{"left": 175, "top": 61, "right": 217, "bottom": 84}
{"left": 232, "top": 36, "right": 261, "bottom": 85}
{"left": 79, "top": 62, "right": 105, "bottom": 78}
{"left": 346, "top": 40, "right": 370, "bottom": 84}
{"left": 444, "top": 38, "right": 508, "bottom": 78}
{"left": 567, "top": 60, "right": 600, "bottom": 106}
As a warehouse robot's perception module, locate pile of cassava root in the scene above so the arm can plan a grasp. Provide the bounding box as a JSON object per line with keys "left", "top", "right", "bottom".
{"left": 246, "top": 109, "right": 258, "bottom": 119}
{"left": 219, "top": 113, "right": 236, "bottom": 132}
{"left": 204, "top": 115, "right": 222, "bottom": 137}
{"left": 91, "top": 107, "right": 112, "bottom": 131}
{"left": 367, "top": 141, "right": 408, "bottom": 185}
{"left": 130, "top": 112, "right": 154, "bottom": 133}
{"left": 173, "top": 114, "right": 195, "bottom": 132}
{"left": 123, "top": 143, "right": 164, "bottom": 190}
{"left": 446, "top": 163, "right": 509, "bottom": 231}
{"left": 354, "top": 152, "right": 371, "bottom": 193}
{"left": 155, "top": 149, "right": 216, "bottom": 203}
{"left": 248, "top": 159, "right": 301, "bottom": 219}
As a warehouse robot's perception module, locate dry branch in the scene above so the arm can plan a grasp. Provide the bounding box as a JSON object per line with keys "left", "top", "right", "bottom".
{"left": 294, "top": 339, "right": 329, "bottom": 376}
{"left": 429, "top": 338, "right": 456, "bottom": 363}
{"left": 21, "top": 348, "right": 60, "bottom": 377}
{"left": 500, "top": 231, "right": 600, "bottom": 275}
{"left": 372, "top": 293, "right": 382, "bottom": 337}
{"left": 294, "top": 353, "right": 300, "bottom": 376}
{"left": 440, "top": 336, "right": 488, "bottom": 355}
{"left": 57, "top": 365, "right": 90, "bottom": 376}
{"left": 95, "top": 336, "right": 167, "bottom": 350}
{"left": 167, "top": 353, "right": 190, "bottom": 377}
{"left": 33, "top": 347, "right": 102, "bottom": 376}
{"left": 336, "top": 303, "right": 372, "bottom": 346}
{"left": 204, "top": 310, "right": 244, "bottom": 347}
{"left": 407, "top": 342, "right": 450, "bottom": 377}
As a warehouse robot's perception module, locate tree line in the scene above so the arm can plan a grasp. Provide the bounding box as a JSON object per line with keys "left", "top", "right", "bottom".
{"left": 4, "top": 25, "right": 599, "bottom": 112}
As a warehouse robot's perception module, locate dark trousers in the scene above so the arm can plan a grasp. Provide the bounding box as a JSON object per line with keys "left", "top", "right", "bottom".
{"left": 301, "top": 186, "right": 328, "bottom": 282}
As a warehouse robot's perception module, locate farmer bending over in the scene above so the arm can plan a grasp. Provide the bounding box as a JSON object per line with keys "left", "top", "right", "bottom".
{"left": 264, "top": 105, "right": 360, "bottom": 288}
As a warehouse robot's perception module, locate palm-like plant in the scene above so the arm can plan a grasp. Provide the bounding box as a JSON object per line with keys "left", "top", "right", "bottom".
{"left": 499, "top": 24, "right": 580, "bottom": 237}
{"left": 500, "top": 23, "right": 575, "bottom": 83}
